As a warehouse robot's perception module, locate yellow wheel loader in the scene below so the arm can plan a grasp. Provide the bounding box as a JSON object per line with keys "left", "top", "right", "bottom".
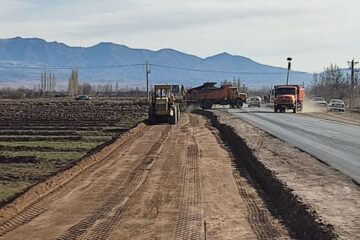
{"left": 148, "top": 85, "right": 181, "bottom": 124}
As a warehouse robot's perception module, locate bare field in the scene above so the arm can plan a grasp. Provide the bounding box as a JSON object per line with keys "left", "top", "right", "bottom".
{"left": 0, "top": 98, "right": 148, "bottom": 205}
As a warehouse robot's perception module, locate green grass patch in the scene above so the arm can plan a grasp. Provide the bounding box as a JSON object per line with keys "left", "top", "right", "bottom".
{"left": 77, "top": 131, "right": 114, "bottom": 136}
{"left": 0, "top": 151, "right": 84, "bottom": 161}
{"left": 0, "top": 162, "right": 54, "bottom": 179}
{"left": 81, "top": 136, "right": 113, "bottom": 142}
{"left": 0, "top": 141, "right": 100, "bottom": 150}
{"left": 0, "top": 180, "right": 33, "bottom": 202}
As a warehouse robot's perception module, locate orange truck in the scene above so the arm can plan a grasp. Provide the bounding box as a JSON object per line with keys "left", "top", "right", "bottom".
{"left": 186, "top": 82, "right": 247, "bottom": 109}
{"left": 274, "top": 84, "right": 305, "bottom": 113}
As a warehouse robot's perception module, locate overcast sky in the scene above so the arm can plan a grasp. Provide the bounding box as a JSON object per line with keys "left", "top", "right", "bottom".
{"left": 0, "top": 0, "right": 359, "bottom": 72}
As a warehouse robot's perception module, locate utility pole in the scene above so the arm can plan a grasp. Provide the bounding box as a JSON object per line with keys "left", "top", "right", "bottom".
{"left": 348, "top": 59, "right": 359, "bottom": 108}
{"left": 145, "top": 60, "right": 151, "bottom": 101}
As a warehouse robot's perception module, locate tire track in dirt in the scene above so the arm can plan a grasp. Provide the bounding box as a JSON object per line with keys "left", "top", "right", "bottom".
{"left": 56, "top": 125, "right": 172, "bottom": 240}
{"left": 232, "top": 167, "right": 284, "bottom": 239}
{"left": 0, "top": 126, "right": 147, "bottom": 237}
{"left": 207, "top": 117, "right": 286, "bottom": 239}
{"left": 173, "top": 115, "right": 202, "bottom": 240}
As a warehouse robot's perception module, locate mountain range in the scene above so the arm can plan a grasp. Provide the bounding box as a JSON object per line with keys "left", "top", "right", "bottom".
{"left": 0, "top": 37, "right": 312, "bottom": 89}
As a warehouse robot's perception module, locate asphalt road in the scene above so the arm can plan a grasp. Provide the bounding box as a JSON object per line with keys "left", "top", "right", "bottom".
{"left": 225, "top": 106, "right": 360, "bottom": 184}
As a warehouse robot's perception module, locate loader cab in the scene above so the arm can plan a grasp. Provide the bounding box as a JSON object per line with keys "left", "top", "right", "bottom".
{"left": 152, "top": 85, "right": 174, "bottom": 112}
{"left": 154, "top": 85, "right": 171, "bottom": 99}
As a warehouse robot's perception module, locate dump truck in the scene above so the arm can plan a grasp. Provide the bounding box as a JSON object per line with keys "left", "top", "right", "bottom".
{"left": 274, "top": 84, "right": 305, "bottom": 113}
{"left": 148, "top": 84, "right": 181, "bottom": 124}
{"left": 186, "top": 82, "right": 247, "bottom": 109}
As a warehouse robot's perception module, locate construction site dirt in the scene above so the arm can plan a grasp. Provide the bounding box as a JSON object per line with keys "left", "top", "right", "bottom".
{"left": 0, "top": 113, "right": 292, "bottom": 239}
{"left": 0, "top": 112, "right": 359, "bottom": 239}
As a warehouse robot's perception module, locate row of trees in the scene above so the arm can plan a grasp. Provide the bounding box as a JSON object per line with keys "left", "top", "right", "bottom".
{"left": 40, "top": 72, "right": 56, "bottom": 92}
{"left": 221, "top": 78, "right": 248, "bottom": 92}
{"left": 309, "top": 64, "right": 359, "bottom": 107}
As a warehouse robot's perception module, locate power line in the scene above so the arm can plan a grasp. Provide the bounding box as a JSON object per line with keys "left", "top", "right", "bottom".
{"left": 0, "top": 62, "right": 307, "bottom": 75}
{"left": 149, "top": 63, "right": 305, "bottom": 75}
{"left": 0, "top": 63, "right": 145, "bottom": 70}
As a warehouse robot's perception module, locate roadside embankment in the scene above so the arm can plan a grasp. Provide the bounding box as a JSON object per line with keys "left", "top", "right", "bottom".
{"left": 196, "top": 109, "right": 360, "bottom": 239}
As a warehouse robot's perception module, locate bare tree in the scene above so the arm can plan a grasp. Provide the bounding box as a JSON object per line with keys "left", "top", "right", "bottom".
{"left": 312, "top": 64, "right": 349, "bottom": 100}
{"left": 68, "top": 69, "right": 79, "bottom": 96}
{"left": 82, "top": 83, "right": 92, "bottom": 95}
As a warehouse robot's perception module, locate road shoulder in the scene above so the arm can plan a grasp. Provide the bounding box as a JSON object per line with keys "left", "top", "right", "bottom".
{"left": 301, "top": 110, "right": 360, "bottom": 127}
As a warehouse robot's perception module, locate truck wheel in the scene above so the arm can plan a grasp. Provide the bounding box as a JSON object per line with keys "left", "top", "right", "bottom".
{"left": 274, "top": 107, "right": 278, "bottom": 113}
{"left": 236, "top": 99, "right": 243, "bottom": 108}
{"left": 203, "top": 101, "right": 213, "bottom": 109}
{"left": 293, "top": 103, "right": 298, "bottom": 113}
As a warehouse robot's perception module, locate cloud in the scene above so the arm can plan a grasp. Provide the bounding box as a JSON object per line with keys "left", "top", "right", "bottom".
{"left": 0, "top": 0, "right": 359, "bottom": 72}
{"left": 0, "top": 0, "right": 35, "bottom": 16}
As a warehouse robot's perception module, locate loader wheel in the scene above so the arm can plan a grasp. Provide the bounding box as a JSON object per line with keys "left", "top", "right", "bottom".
{"left": 148, "top": 107, "right": 157, "bottom": 125}
{"left": 169, "top": 106, "right": 178, "bottom": 124}
{"left": 148, "top": 113, "right": 157, "bottom": 125}
{"left": 177, "top": 108, "right": 181, "bottom": 121}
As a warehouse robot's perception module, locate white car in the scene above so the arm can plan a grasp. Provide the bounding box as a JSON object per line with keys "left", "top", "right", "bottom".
{"left": 310, "top": 97, "right": 327, "bottom": 107}
{"left": 327, "top": 99, "right": 345, "bottom": 112}
{"left": 248, "top": 97, "right": 261, "bottom": 107}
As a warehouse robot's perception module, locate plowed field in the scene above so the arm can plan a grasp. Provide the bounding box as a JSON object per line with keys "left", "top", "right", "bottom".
{"left": 0, "top": 98, "right": 148, "bottom": 205}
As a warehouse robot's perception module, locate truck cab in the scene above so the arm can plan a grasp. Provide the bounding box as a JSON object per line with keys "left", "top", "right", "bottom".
{"left": 274, "top": 85, "right": 304, "bottom": 113}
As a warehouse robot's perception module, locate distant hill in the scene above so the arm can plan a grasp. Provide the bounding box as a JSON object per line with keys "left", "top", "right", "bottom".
{"left": 0, "top": 37, "right": 312, "bottom": 89}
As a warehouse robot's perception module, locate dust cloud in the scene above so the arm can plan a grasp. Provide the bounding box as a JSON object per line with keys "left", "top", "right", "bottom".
{"left": 302, "top": 101, "right": 326, "bottom": 113}
{"left": 185, "top": 104, "right": 200, "bottom": 113}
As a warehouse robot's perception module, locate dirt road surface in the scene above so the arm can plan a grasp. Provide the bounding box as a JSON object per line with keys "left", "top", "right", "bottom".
{"left": 0, "top": 114, "right": 290, "bottom": 240}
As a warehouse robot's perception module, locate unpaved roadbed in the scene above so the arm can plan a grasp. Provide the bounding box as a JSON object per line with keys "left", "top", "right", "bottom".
{"left": 0, "top": 114, "right": 291, "bottom": 239}
{"left": 199, "top": 110, "right": 360, "bottom": 239}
